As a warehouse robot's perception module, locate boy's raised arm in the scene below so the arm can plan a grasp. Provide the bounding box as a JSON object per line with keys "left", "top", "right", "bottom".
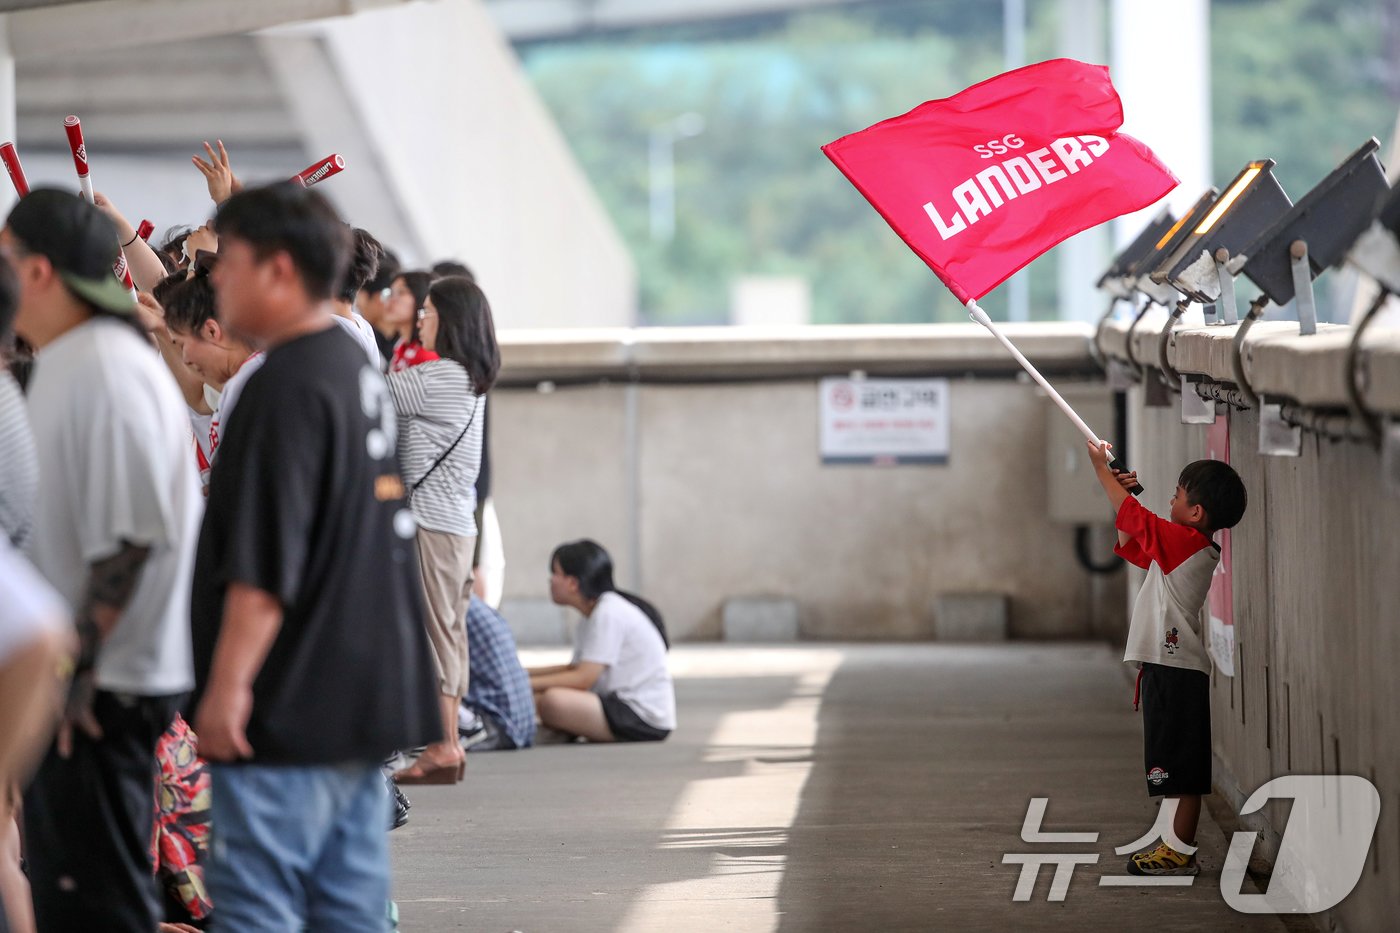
{"left": 1087, "top": 440, "right": 1135, "bottom": 513}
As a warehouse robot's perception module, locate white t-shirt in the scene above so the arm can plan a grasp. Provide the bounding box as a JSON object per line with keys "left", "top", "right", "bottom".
{"left": 208, "top": 351, "right": 265, "bottom": 464}
{"left": 26, "top": 318, "right": 201, "bottom": 695}
{"left": 336, "top": 311, "right": 383, "bottom": 370}
{"left": 0, "top": 537, "right": 68, "bottom": 666}
{"left": 573, "top": 591, "right": 675, "bottom": 730}
{"left": 1114, "top": 497, "right": 1218, "bottom": 675}
{"left": 188, "top": 406, "right": 215, "bottom": 490}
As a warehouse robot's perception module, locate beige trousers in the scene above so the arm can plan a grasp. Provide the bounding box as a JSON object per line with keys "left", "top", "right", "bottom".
{"left": 415, "top": 527, "right": 476, "bottom": 697}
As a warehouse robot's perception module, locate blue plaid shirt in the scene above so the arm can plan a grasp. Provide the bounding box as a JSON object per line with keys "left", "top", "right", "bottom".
{"left": 465, "top": 596, "right": 536, "bottom": 748}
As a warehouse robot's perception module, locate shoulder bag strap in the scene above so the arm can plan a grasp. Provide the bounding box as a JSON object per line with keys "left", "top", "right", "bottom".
{"left": 410, "top": 396, "right": 479, "bottom": 494}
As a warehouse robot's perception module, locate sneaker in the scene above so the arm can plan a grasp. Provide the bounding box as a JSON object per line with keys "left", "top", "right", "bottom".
{"left": 458, "top": 710, "right": 489, "bottom": 750}
{"left": 1127, "top": 842, "right": 1199, "bottom": 876}
{"left": 384, "top": 746, "right": 427, "bottom": 774}
{"left": 390, "top": 784, "right": 412, "bottom": 831}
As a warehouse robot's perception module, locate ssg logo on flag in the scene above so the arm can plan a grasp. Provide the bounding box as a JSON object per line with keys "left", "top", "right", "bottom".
{"left": 822, "top": 58, "right": 1177, "bottom": 304}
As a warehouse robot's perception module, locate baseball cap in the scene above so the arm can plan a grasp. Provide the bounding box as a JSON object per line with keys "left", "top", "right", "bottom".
{"left": 5, "top": 188, "right": 133, "bottom": 315}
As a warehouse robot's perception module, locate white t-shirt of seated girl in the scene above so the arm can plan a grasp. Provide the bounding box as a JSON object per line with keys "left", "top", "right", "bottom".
{"left": 572, "top": 591, "right": 676, "bottom": 731}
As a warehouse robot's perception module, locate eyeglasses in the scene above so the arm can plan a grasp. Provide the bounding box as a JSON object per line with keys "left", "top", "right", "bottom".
{"left": 415, "top": 307, "right": 436, "bottom": 321}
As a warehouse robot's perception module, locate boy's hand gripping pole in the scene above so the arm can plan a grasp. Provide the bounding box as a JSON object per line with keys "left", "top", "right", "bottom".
{"left": 967, "top": 299, "right": 1143, "bottom": 495}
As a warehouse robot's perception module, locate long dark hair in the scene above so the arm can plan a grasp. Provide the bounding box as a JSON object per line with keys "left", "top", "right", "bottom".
{"left": 395, "top": 270, "right": 432, "bottom": 343}
{"left": 551, "top": 539, "right": 668, "bottom": 649}
{"left": 428, "top": 276, "right": 499, "bottom": 396}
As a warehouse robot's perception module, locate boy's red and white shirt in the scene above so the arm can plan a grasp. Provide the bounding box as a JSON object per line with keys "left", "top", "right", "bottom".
{"left": 1114, "top": 497, "right": 1218, "bottom": 674}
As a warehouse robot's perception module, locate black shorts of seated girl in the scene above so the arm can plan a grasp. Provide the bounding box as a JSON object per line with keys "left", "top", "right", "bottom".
{"left": 527, "top": 540, "right": 676, "bottom": 743}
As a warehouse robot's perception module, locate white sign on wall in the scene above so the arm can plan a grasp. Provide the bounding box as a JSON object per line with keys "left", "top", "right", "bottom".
{"left": 819, "top": 377, "right": 950, "bottom": 465}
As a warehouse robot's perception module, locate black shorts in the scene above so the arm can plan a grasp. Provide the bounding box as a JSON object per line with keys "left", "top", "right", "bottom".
{"left": 1140, "top": 663, "right": 1211, "bottom": 797}
{"left": 601, "top": 693, "right": 670, "bottom": 743}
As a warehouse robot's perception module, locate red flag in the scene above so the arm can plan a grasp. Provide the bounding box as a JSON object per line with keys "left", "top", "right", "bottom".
{"left": 822, "top": 58, "right": 1178, "bottom": 304}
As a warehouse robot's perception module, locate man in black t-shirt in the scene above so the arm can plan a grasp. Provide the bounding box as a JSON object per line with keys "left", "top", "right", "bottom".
{"left": 192, "top": 182, "right": 438, "bottom": 930}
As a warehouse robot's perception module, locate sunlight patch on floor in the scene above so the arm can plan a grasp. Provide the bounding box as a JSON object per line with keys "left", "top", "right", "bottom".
{"left": 613, "top": 653, "right": 841, "bottom": 932}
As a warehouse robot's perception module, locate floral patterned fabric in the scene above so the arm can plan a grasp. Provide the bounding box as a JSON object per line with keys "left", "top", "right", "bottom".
{"left": 151, "top": 713, "right": 212, "bottom": 922}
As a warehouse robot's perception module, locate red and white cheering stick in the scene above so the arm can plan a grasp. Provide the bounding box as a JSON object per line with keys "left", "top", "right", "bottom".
{"left": 64, "top": 115, "right": 136, "bottom": 297}
{"left": 136, "top": 219, "right": 155, "bottom": 242}
{"left": 1, "top": 142, "right": 30, "bottom": 198}
{"left": 63, "top": 115, "right": 96, "bottom": 203}
{"left": 112, "top": 250, "right": 136, "bottom": 293}
{"left": 293, "top": 154, "right": 345, "bottom": 188}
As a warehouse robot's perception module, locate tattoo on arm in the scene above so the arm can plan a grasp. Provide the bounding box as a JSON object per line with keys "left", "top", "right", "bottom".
{"left": 75, "top": 541, "right": 152, "bottom": 672}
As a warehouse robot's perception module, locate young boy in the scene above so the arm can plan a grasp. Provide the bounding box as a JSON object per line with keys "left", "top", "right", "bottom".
{"left": 1087, "top": 440, "right": 1247, "bottom": 876}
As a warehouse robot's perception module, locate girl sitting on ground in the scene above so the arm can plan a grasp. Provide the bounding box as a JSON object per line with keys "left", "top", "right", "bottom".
{"left": 528, "top": 540, "right": 675, "bottom": 743}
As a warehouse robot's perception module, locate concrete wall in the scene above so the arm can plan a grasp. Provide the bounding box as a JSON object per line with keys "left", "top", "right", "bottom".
{"left": 1104, "top": 318, "right": 1400, "bottom": 928}
{"left": 489, "top": 324, "right": 1126, "bottom": 643}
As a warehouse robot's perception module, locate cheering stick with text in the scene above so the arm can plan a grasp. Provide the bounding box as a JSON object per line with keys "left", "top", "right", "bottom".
{"left": 294, "top": 154, "right": 346, "bottom": 188}
{"left": 1, "top": 142, "right": 30, "bottom": 198}
{"left": 63, "top": 116, "right": 137, "bottom": 297}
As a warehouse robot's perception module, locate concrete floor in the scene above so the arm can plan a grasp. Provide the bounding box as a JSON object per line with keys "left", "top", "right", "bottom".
{"left": 389, "top": 644, "right": 1291, "bottom": 932}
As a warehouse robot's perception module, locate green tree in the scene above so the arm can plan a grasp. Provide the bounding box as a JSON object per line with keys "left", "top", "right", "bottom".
{"left": 522, "top": 0, "right": 1400, "bottom": 325}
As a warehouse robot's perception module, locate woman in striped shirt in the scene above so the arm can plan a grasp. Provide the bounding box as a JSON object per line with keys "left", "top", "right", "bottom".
{"left": 387, "top": 276, "right": 499, "bottom": 784}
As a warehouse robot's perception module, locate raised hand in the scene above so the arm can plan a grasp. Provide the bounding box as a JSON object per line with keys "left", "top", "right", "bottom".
{"left": 92, "top": 191, "right": 136, "bottom": 241}
{"left": 1086, "top": 438, "right": 1113, "bottom": 470}
{"left": 192, "top": 140, "right": 242, "bottom": 205}
{"left": 1112, "top": 469, "right": 1140, "bottom": 492}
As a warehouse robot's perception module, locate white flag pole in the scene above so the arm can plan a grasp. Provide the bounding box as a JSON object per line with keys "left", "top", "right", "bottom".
{"left": 967, "top": 298, "right": 1142, "bottom": 492}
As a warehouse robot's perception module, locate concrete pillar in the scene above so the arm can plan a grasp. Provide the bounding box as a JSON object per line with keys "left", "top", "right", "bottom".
{"left": 310, "top": 0, "right": 637, "bottom": 327}
{"left": 257, "top": 32, "right": 428, "bottom": 261}
{"left": 1057, "top": 0, "right": 1109, "bottom": 323}
{"left": 1110, "top": 0, "right": 1212, "bottom": 247}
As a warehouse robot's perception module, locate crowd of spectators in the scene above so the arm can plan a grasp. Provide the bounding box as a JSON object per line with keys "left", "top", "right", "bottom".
{"left": 0, "top": 142, "right": 676, "bottom": 932}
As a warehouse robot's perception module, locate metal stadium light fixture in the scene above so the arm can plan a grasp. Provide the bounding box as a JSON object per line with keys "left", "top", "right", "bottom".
{"left": 1234, "top": 138, "right": 1389, "bottom": 335}
{"left": 1345, "top": 176, "right": 1400, "bottom": 295}
{"left": 1092, "top": 209, "right": 1180, "bottom": 373}
{"left": 1157, "top": 160, "right": 1292, "bottom": 319}
{"left": 1096, "top": 208, "right": 1178, "bottom": 299}
{"left": 1102, "top": 192, "right": 1218, "bottom": 393}
{"left": 1130, "top": 189, "right": 1220, "bottom": 306}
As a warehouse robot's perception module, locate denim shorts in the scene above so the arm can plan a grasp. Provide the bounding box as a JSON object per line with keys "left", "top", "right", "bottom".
{"left": 207, "top": 761, "right": 389, "bottom": 932}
